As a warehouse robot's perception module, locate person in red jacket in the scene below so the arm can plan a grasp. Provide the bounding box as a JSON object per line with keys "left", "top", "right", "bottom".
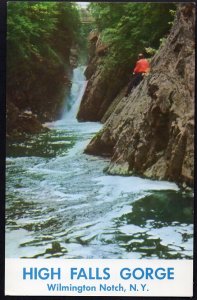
{"left": 125, "top": 53, "right": 150, "bottom": 97}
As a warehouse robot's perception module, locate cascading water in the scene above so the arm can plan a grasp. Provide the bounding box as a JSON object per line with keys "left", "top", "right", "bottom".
{"left": 60, "top": 66, "right": 87, "bottom": 122}
{"left": 6, "top": 66, "right": 193, "bottom": 259}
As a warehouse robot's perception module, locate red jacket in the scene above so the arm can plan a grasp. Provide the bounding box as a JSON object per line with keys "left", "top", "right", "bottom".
{"left": 134, "top": 58, "right": 150, "bottom": 74}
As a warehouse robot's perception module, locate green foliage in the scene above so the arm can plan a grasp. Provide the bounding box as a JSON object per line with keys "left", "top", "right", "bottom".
{"left": 7, "top": 2, "right": 81, "bottom": 68}
{"left": 145, "top": 47, "right": 157, "bottom": 56}
{"left": 76, "top": 7, "right": 95, "bottom": 63}
{"left": 89, "top": 2, "right": 176, "bottom": 74}
{"left": 7, "top": 2, "right": 82, "bottom": 119}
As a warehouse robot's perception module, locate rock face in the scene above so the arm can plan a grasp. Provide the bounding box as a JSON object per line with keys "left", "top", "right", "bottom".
{"left": 6, "top": 101, "right": 48, "bottom": 137}
{"left": 85, "top": 4, "right": 195, "bottom": 187}
{"left": 6, "top": 39, "right": 76, "bottom": 136}
{"left": 77, "top": 31, "right": 129, "bottom": 121}
{"left": 69, "top": 46, "right": 79, "bottom": 68}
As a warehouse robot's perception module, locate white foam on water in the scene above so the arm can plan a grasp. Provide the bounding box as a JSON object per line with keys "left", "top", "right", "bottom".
{"left": 93, "top": 175, "right": 179, "bottom": 201}
{"left": 6, "top": 63, "right": 193, "bottom": 260}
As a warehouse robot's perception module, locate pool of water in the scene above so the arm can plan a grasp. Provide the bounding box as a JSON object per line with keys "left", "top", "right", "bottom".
{"left": 5, "top": 66, "right": 193, "bottom": 259}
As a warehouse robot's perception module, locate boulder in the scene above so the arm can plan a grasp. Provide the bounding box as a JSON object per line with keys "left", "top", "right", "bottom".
{"left": 6, "top": 101, "right": 48, "bottom": 137}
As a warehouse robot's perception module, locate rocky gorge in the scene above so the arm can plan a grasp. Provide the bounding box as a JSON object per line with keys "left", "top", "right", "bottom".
{"left": 6, "top": 3, "right": 194, "bottom": 262}
{"left": 6, "top": 2, "right": 83, "bottom": 138}
{"left": 77, "top": 30, "right": 130, "bottom": 121}
{"left": 6, "top": 47, "right": 79, "bottom": 137}
{"left": 79, "top": 3, "right": 195, "bottom": 188}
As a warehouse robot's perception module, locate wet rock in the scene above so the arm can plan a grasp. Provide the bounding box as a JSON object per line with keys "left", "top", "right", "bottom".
{"left": 85, "top": 128, "right": 114, "bottom": 157}
{"left": 85, "top": 4, "right": 195, "bottom": 187}
{"left": 18, "top": 113, "right": 48, "bottom": 134}
{"left": 6, "top": 101, "right": 48, "bottom": 137}
{"left": 46, "top": 242, "right": 62, "bottom": 254}
{"left": 6, "top": 101, "right": 20, "bottom": 132}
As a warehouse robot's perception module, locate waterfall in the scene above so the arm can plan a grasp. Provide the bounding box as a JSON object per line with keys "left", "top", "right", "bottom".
{"left": 61, "top": 65, "right": 87, "bottom": 122}
{"left": 44, "top": 64, "right": 100, "bottom": 132}
{"left": 6, "top": 62, "right": 192, "bottom": 262}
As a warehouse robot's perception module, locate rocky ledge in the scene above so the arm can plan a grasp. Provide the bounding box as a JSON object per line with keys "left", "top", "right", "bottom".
{"left": 6, "top": 101, "right": 49, "bottom": 137}
{"left": 77, "top": 30, "right": 128, "bottom": 121}
{"left": 85, "top": 3, "right": 195, "bottom": 188}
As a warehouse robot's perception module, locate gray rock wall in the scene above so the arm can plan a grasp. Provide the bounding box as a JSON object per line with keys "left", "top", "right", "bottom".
{"left": 77, "top": 32, "right": 129, "bottom": 121}
{"left": 85, "top": 3, "right": 195, "bottom": 187}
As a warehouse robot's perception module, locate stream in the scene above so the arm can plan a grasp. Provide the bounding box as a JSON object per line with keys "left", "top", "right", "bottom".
{"left": 6, "top": 66, "right": 193, "bottom": 259}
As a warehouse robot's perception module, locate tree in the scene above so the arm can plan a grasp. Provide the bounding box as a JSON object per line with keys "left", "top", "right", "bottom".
{"left": 7, "top": 2, "right": 82, "bottom": 120}
{"left": 89, "top": 2, "right": 176, "bottom": 73}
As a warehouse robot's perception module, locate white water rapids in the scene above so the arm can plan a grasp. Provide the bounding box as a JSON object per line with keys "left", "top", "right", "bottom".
{"left": 6, "top": 66, "right": 193, "bottom": 259}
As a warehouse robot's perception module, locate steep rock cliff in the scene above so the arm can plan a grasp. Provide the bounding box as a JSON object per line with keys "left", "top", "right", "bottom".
{"left": 77, "top": 31, "right": 129, "bottom": 121}
{"left": 85, "top": 3, "right": 195, "bottom": 187}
